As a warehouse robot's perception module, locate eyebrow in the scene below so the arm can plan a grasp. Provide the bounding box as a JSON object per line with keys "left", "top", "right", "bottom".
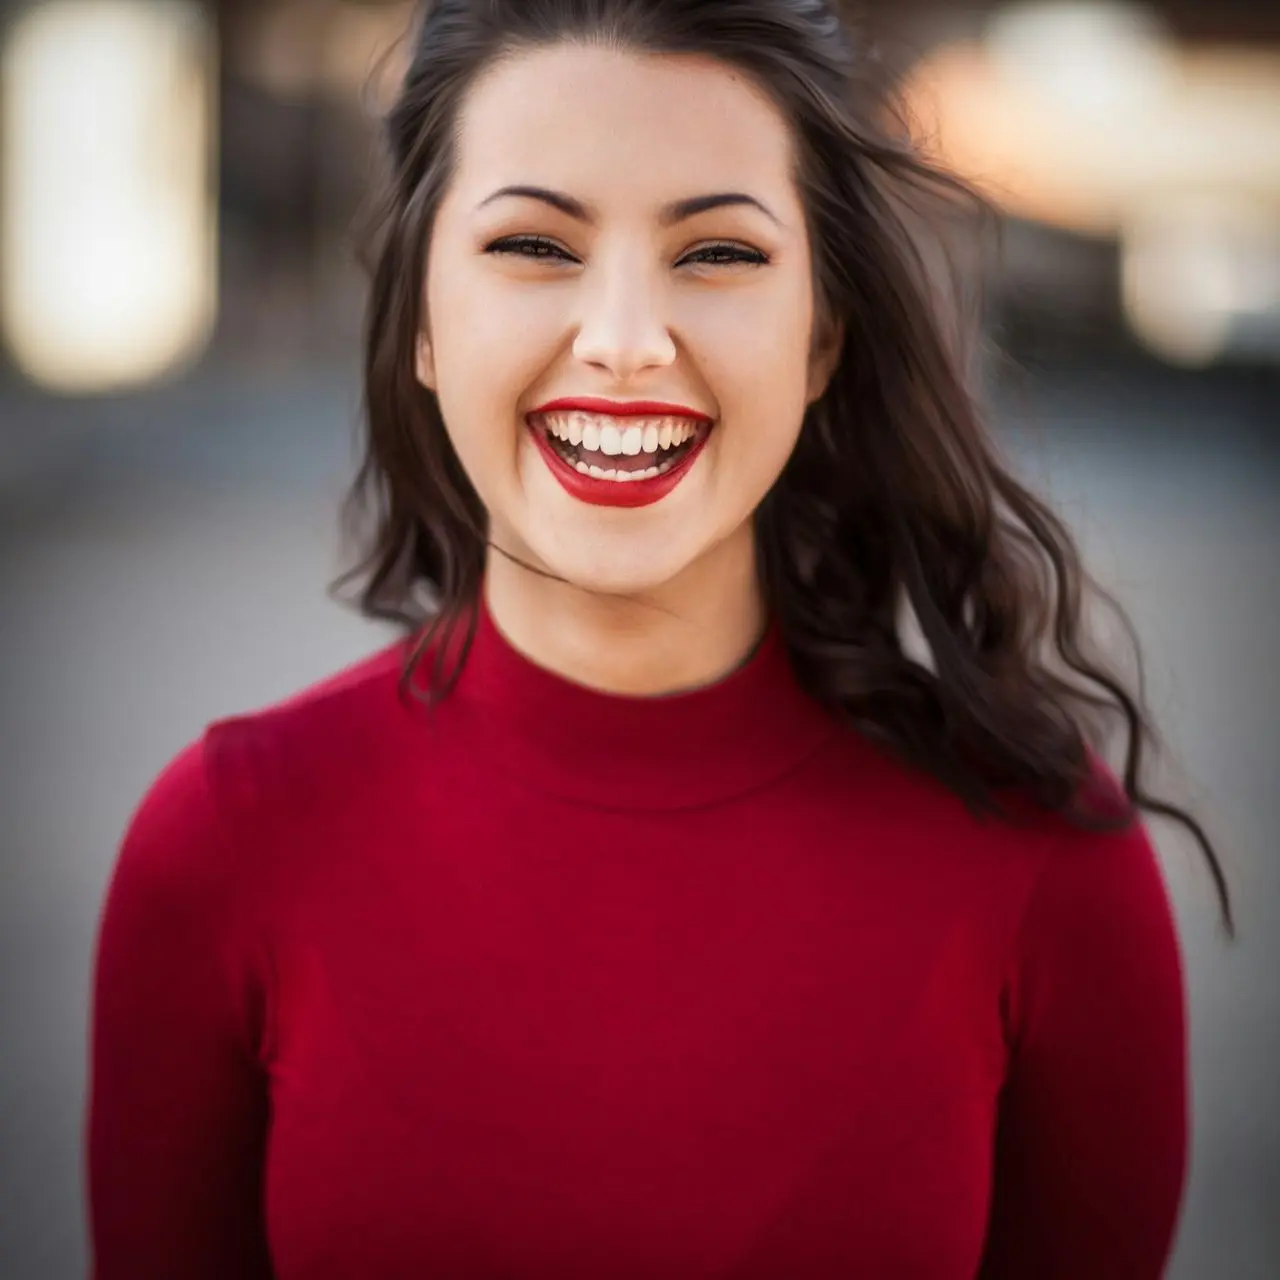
{"left": 475, "top": 184, "right": 782, "bottom": 228}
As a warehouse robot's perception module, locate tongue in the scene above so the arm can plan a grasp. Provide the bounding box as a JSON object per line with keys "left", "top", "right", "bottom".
{"left": 591, "top": 449, "right": 656, "bottom": 473}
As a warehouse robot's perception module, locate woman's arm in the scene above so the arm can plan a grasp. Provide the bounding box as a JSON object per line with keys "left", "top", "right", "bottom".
{"left": 977, "top": 813, "right": 1190, "bottom": 1278}
{"left": 86, "top": 738, "right": 275, "bottom": 1278}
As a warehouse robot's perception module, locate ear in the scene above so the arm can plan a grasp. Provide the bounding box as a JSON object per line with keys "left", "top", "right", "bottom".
{"left": 805, "top": 309, "right": 844, "bottom": 406}
{"left": 415, "top": 331, "right": 437, "bottom": 391}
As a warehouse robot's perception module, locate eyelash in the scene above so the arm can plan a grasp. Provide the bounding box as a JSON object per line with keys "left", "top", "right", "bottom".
{"left": 483, "top": 234, "right": 769, "bottom": 268}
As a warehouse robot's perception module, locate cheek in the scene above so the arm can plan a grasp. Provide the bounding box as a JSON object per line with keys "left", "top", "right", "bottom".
{"left": 426, "top": 263, "right": 560, "bottom": 466}
{"left": 681, "top": 286, "right": 814, "bottom": 463}
{"left": 681, "top": 277, "right": 814, "bottom": 388}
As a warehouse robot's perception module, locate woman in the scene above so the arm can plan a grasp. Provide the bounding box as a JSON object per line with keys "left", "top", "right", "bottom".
{"left": 87, "top": 1, "right": 1234, "bottom": 1276}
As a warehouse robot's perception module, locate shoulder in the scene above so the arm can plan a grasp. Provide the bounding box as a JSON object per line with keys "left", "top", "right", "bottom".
{"left": 1010, "top": 756, "right": 1180, "bottom": 946}
{"left": 823, "top": 736, "right": 1180, "bottom": 973}
{"left": 999, "top": 761, "right": 1186, "bottom": 1056}
{"left": 199, "top": 632, "right": 420, "bottom": 811}
{"left": 118, "top": 634, "right": 419, "bottom": 872}
{"left": 854, "top": 745, "right": 1187, "bottom": 1069}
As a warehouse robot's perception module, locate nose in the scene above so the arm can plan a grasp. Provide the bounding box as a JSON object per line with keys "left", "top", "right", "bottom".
{"left": 571, "top": 259, "right": 677, "bottom": 380}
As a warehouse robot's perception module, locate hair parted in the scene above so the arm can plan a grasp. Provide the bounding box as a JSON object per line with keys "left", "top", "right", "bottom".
{"left": 333, "top": 0, "right": 1234, "bottom": 939}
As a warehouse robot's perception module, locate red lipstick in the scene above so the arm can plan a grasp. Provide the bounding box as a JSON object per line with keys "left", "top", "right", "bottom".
{"left": 526, "top": 398, "right": 714, "bottom": 509}
{"left": 529, "top": 396, "right": 713, "bottom": 421}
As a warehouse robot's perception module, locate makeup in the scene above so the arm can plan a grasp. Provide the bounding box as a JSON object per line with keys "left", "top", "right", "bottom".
{"left": 527, "top": 398, "right": 714, "bottom": 509}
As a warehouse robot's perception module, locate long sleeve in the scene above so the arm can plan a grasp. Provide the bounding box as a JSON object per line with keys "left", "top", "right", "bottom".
{"left": 81, "top": 616, "right": 1198, "bottom": 1277}
{"left": 86, "top": 737, "right": 275, "bottom": 1279}
{"left": 977, "top": 815, "right": 1190, "bottom": 1278}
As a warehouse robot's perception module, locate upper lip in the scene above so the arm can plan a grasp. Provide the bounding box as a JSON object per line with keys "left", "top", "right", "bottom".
{"left": 528, "top": 396, "right": 713, "bottom": 421}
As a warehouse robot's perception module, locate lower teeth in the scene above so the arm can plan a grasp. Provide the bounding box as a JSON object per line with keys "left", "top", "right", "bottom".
{"left": 548, "top": 433, "right": 692, "bottom": 482}
{"left": 573, "top": 458, "right": 677, "bottom": 481}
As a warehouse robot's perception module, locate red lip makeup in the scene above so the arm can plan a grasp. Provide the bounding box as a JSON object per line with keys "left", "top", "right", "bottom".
{"left": 526, "top": 398, "right": 714, "bottom": 509}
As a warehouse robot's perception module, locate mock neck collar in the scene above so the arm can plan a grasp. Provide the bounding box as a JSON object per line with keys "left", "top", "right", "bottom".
{"left": 438, "top": 597, "right": 841, "bottom": 811}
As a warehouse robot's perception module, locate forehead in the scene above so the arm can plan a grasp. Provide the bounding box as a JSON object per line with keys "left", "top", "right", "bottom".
{"left": 452, "top": 42, "right": 800, "bottom": 212}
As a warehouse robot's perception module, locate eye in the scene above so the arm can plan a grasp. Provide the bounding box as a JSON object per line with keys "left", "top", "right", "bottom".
{"left": 483, "top": 235, "right": 577, "bottom": 262}
{"left": 482, "top": 235, "right": 770, "bottom": 268}
{"left": 679, "top": 242, "right": 770, "bottom": 268}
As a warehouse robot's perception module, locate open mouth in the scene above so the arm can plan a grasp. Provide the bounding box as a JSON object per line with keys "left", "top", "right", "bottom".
{"left": 527, "top": 410, "right": 712, "bottom": 507}
{"left": 535, "top": 411, "right": 706, "bottom": 479}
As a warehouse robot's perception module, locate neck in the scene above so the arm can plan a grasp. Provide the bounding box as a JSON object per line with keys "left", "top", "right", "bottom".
{"left": 482, "top": 530, "right": 767, "bottom": 697}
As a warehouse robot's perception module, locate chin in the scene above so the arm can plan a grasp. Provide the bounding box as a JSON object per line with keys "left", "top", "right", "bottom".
{"left": 537, "top": 539, "right": 700, "bottom": 601}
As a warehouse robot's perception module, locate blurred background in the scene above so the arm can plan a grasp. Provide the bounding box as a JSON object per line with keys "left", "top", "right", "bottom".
{"left": 0, "top": 0, "right": 1276, "bottom": 1275}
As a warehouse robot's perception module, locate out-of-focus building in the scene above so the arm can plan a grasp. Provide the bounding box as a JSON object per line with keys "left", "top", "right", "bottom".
{"left": 902, "top": 1, "right": 1280, "bottom": 369}
{"left": 0, "top": 0, "right": 1277, "bottom": 392}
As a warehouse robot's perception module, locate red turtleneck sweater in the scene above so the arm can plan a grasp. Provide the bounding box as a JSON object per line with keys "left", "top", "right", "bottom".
{"left": 87, "top": 605, "right": 1188, "bottom": 1278}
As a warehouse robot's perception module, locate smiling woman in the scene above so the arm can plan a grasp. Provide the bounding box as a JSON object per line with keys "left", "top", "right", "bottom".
{"left": 402, "top": 38, "right": 838, "bottom": 646}
{"left": 86, "top": 2, "right": 1232, "bottom": 1278}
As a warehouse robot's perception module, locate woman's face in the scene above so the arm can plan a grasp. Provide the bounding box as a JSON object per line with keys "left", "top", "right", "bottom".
{"left": 416, "top": 41, "right": 841, "bottom": 599}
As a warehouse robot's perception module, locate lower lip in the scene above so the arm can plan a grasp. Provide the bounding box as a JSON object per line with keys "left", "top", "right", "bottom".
{"left": 528, "top": 419, "right": 711, "bottom": 508}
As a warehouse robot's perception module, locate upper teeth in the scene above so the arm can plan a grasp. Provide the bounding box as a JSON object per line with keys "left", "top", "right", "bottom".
{"left": 541, "top": 412, "right": 699, "bottom": 457}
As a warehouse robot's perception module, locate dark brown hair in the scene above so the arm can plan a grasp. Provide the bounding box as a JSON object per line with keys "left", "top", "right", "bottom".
{"left": 335, "top": 0, "right": 1234, "bottom": 939}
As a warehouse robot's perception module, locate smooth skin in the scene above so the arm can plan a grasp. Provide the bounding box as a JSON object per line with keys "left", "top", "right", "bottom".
{"left": 415, "top": 41, "right": 842, "bottom": 695}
